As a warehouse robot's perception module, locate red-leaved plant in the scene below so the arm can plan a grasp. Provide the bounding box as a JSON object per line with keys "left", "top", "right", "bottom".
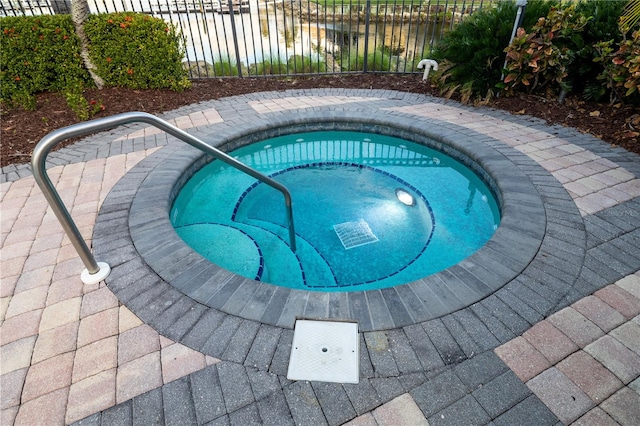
{"left": 499, "top": 5, "right": 589, "bottom": 96}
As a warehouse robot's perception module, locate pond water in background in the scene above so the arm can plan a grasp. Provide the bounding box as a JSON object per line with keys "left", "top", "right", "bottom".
{"left": 176, "top": 3, "right": 449, "bottom": 68}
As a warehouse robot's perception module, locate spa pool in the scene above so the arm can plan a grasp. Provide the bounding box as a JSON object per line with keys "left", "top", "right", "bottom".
{"left": 171, "top": 131, "right": 500, "bottom": 291}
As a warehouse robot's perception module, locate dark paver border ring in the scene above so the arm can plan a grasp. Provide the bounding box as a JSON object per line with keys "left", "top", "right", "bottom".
{"left": 101, "top": 108, "right": 545, "bottom": 332}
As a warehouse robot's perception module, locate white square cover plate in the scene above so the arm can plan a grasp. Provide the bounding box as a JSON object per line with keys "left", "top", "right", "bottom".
{"left": 287, "top": 320, "right": 359, "bottom": 384}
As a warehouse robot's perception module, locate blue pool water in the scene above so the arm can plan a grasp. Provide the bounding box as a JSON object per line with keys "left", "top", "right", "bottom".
{"left": 171, "top": 131, "right": 500, "bottom": 291}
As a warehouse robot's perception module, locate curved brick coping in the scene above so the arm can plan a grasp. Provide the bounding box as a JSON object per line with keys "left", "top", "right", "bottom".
{"left": 118, "top": 110, "right": 546, "bottom": 331}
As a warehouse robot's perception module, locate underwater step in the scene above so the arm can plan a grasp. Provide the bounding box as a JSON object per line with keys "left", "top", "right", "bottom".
{"left": 174, "top": 222, "right": 263, "bottom": 280}
{"left": 239, "top": 218, "right": 337, "bottom": 289}
{"left": 170, "top": 169, "right": 256, "bottom": 227}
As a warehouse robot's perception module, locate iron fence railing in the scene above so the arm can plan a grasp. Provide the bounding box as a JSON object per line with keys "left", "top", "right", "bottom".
{"left": 1, "top": 0, "right": 491, "bottom": 77}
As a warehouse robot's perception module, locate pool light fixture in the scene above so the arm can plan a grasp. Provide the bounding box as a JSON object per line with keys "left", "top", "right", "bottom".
{"left": 395, "top": 188, "right": 416, "bottom": 206}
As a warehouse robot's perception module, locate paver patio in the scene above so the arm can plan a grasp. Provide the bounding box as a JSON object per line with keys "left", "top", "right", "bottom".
{"left": 1, "top": 89, "right": 639, "bottom": 425}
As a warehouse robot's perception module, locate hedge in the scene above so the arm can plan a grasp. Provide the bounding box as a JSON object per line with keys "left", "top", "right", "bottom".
{"left": 0, "top": 12, "right": 190, "bottom": 117}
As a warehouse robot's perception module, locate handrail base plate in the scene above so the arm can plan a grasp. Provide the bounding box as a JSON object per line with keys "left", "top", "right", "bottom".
{"left": 80, "top": 262, "right": 111, "bottom": 285}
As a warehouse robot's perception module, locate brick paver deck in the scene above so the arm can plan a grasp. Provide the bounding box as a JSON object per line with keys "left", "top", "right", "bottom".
{"left": 1, "top": 89, "right": 639, "bottom": 425}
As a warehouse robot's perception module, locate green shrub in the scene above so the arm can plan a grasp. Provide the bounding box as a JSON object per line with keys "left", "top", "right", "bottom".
{"left": 212, "top": 56, "right": 240, "bottom": 76}
{"left": 253, "top": 57, "right": 289, "bottom": 76}
{"left": 594, "top": 29, "right": 640, "bottom": 104}
{"left": 2, "top": 12, "right": 191, "bottom": 118}
{"left": 84, "top": 12, "right": 190, "bottom": 90}
{"left": 431, "top": 0, "right": 558, "bottom": 101}
{"left": 340, "top": 49, "right": 391, "bottom": 72}
{"left": 501, "top": 5, "right": 590, "bottom": 96}
{"left": 287, "top": 55, "right": 327, "bottom": 74}
{"left": 501, "top": 1, "right": 632, "bottom": 102}
{"left": 365, "top": 50, "right": 392, "bottom": 72}
{"left": 341, "top": 51, "right": 365, "bottom": 72}
{"left": 0, "top": 15, "right": 90, "bottom": 110}
{"left": 571, "top": 0, "right": 627, "bottom": 100}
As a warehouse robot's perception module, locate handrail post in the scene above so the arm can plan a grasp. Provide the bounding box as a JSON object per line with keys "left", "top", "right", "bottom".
{"left": 31, "top": 112, "right": 297, "bottom": 285}
{"left": 128, "top": 113, "right": 297, "bottom": 251}
{"left": 32, "top": 132, "right": 111, "bottom": 285}
{"left": 285, "top": 193, "right": 296, "bottom": 252}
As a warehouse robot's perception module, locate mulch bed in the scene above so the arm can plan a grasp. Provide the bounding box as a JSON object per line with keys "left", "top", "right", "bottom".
{"left": 1, "top": 74, "right": 638, "bottom": 168}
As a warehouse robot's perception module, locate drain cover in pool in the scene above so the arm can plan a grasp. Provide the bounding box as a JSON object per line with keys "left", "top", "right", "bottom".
{"left": 287, "top": 320, "right": 359, "bottom": 384}
{"left": 333, "top": 219, "right": 378, "bottom": 250}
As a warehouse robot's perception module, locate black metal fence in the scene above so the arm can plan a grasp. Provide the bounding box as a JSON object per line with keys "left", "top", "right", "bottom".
{"left": 1, "top": 0, "right": 491, "bottom": 78}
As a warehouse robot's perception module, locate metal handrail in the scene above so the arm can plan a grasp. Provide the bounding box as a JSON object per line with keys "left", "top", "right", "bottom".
{"left": 31, "top": 111, "right": 297, "bottom": 284}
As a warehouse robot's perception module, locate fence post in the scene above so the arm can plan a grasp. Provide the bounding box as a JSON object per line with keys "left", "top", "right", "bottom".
{"left": 363, "top": 0, "right": 371, "bottom": 73}
{"left": 226, "top": 0, "right": 244, "bottom": 77}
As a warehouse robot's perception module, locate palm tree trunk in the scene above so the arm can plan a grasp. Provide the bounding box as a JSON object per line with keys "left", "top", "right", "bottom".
{"left": 71, "top": 0, "right": 104, "bottom": 89}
